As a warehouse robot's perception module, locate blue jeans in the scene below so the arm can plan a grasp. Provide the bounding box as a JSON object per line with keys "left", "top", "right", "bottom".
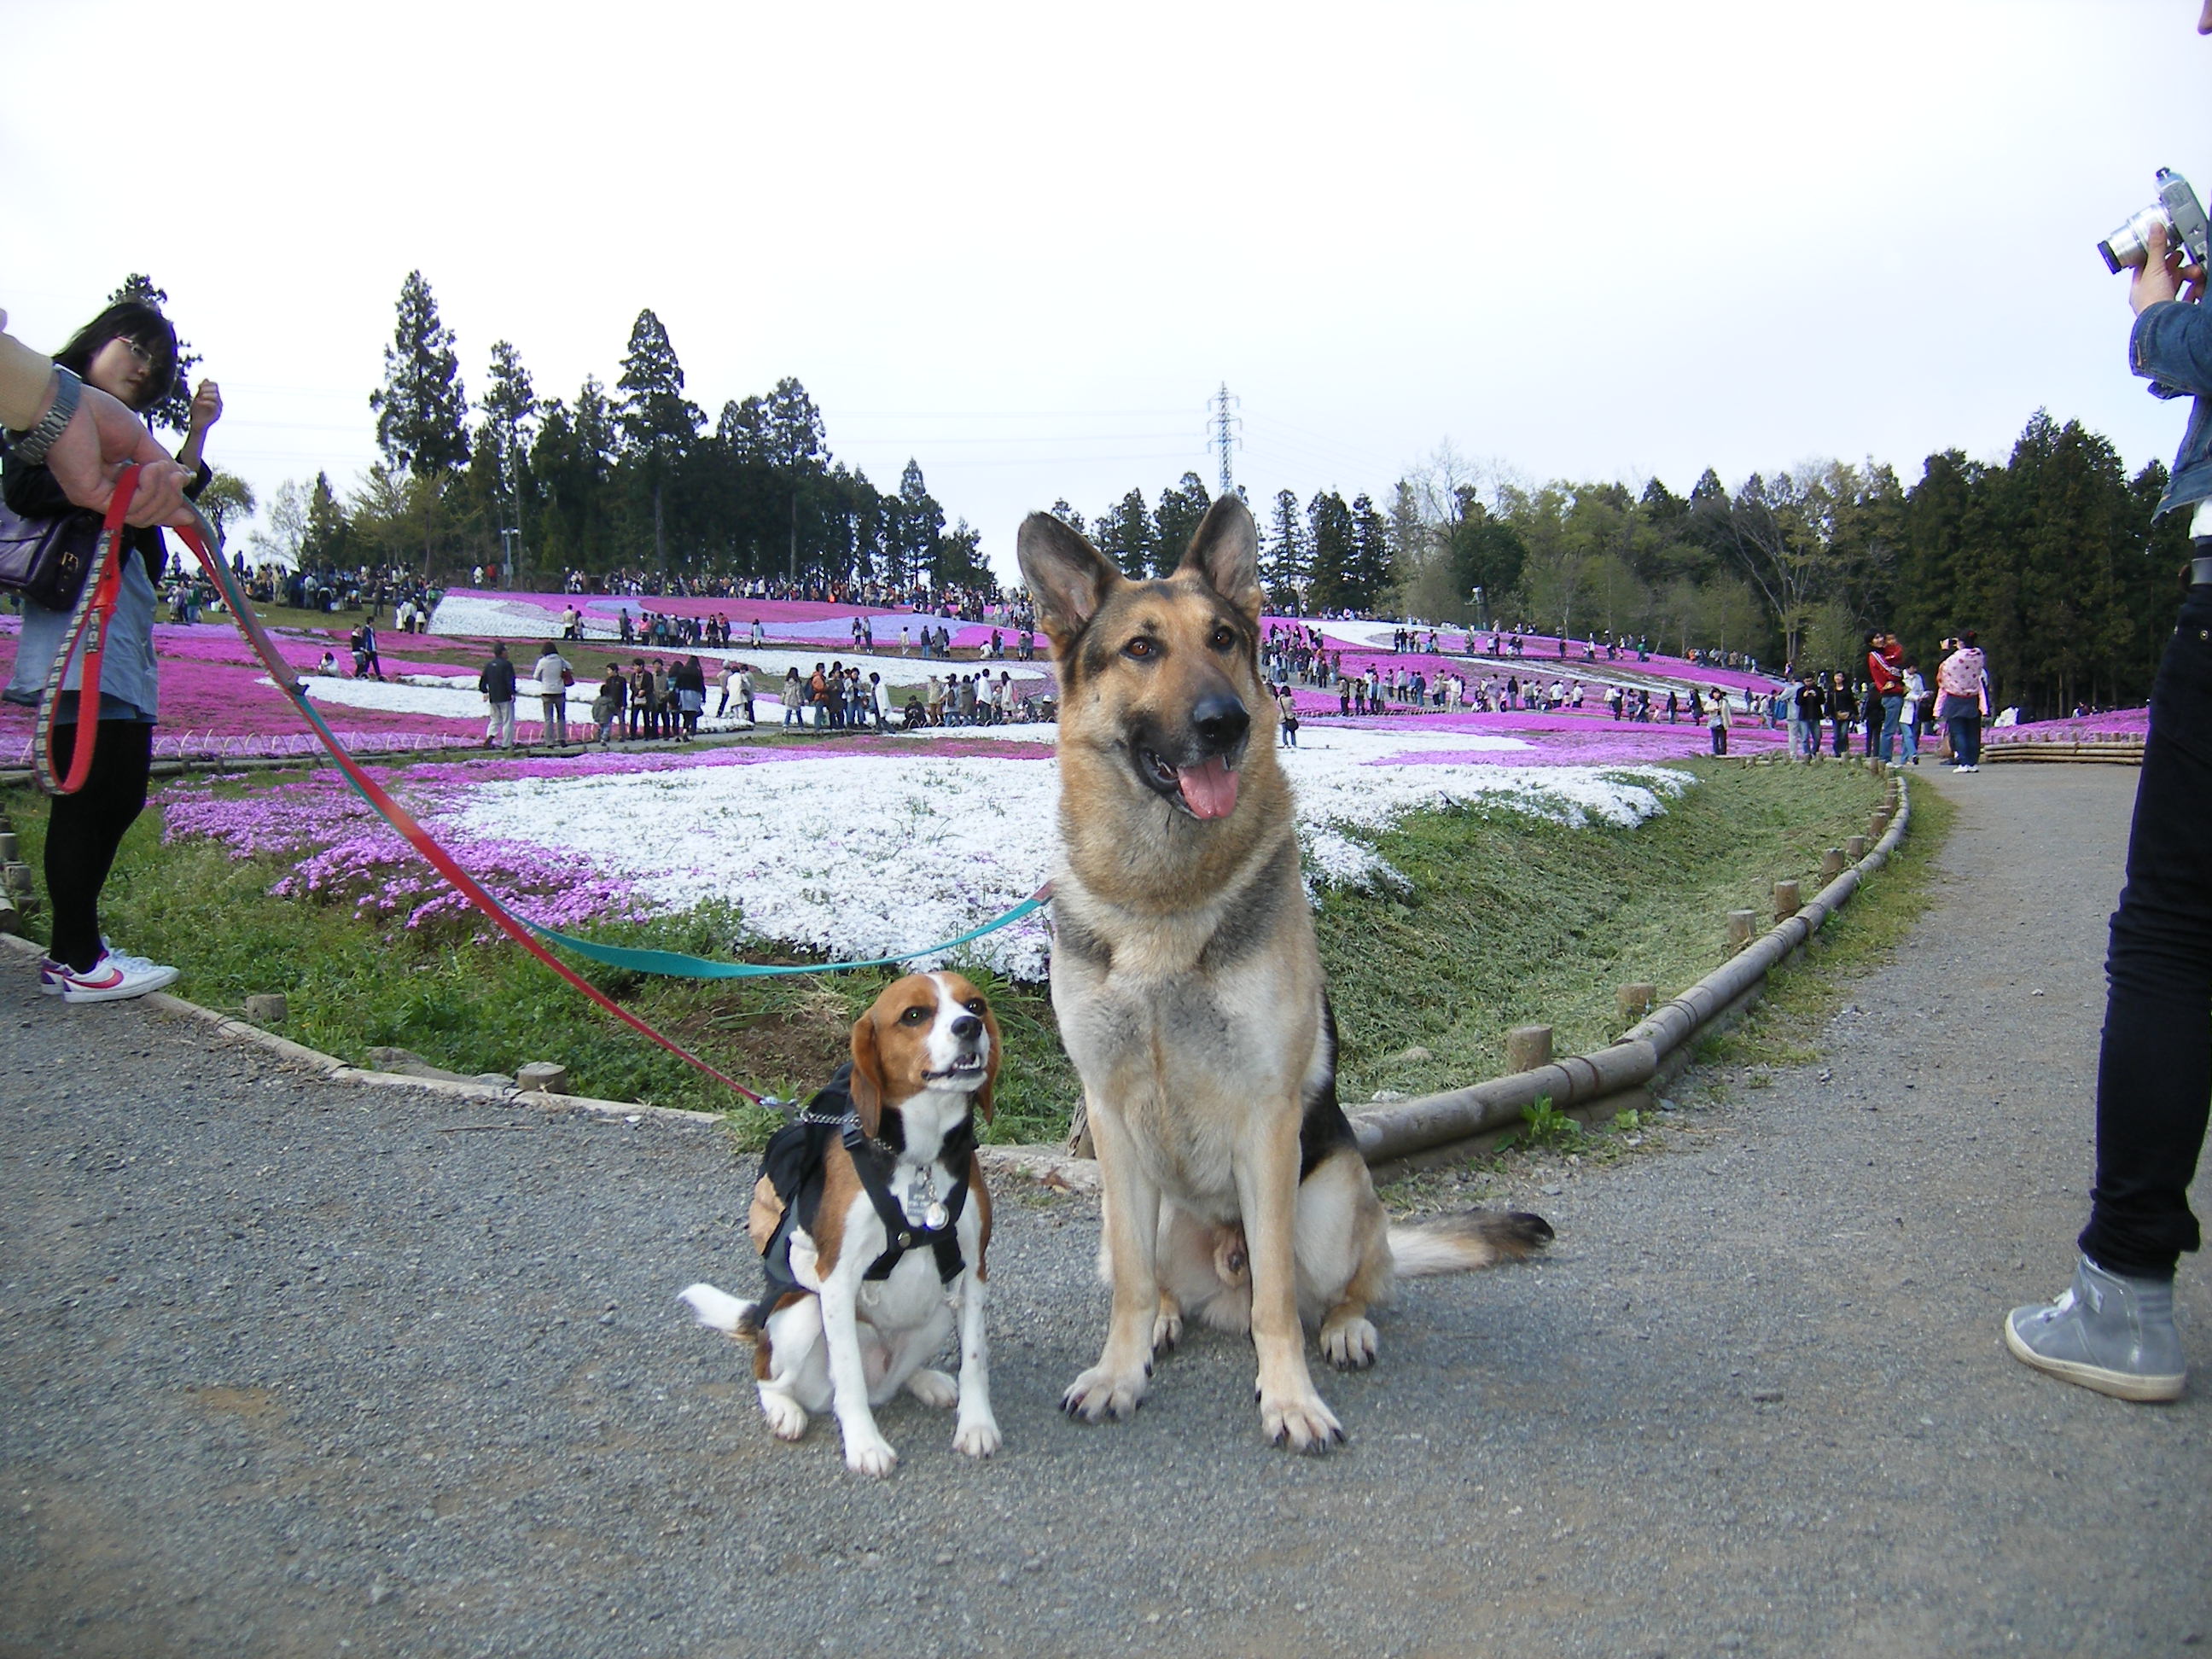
{"left": 1879, "top": 694, "right": 1904, "bottom": 762}
{"left": 2081, "top": 579, "right": 2212, "bottom": 1278}
{"left": 1899, "top": 708, "right": 1919, "bottom": 764}
{"left": 1945, "top": 709, "right": 1982, "bottom": 766}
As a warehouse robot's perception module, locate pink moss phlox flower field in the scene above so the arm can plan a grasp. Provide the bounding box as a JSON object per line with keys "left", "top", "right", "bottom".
{"left": 159, "top": 764, "right": 647, "bottom": 935}
{"left": 1988, "top": 707, "right": 2150, "bottom": 742}
{"left": 0, "top": 615, "right": 488, "bottom": 763}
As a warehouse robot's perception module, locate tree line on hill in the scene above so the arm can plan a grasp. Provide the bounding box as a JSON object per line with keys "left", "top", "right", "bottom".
{"left": 255, "top": 271, "right": 992, "bottom": 597}
{"left": 217, "top": 270, "right": 2190, "bottom": 717}
{"left": 1046, "top": 410, "right": 2189, "bottom": 715}
{"left": 1372, "top": 419, "right": 2191, "bottom": 715}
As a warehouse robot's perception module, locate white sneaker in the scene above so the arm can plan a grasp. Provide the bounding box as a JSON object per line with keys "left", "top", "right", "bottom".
{"left": 52, "top": 947, "right": 178, "bottom": 1004}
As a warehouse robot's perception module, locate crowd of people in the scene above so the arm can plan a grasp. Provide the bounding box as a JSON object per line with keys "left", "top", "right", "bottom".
{"left": 1772, "top": 631, "right": 1992, "bottom": 770}
{"left": 538, "top": 566, "right": 1018, "bottom": 627}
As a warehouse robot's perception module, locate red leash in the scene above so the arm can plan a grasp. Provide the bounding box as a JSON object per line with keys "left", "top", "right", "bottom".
{"left": 32, "top": 465, "right": 140, "bottom": 796}
{"left": 156, "top": 499, "right": 768, "bottom": 1106}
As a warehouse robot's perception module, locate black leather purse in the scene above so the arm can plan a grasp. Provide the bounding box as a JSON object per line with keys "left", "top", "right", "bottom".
{"left": 0, "top": 498, "right": 102, "bottom": 612}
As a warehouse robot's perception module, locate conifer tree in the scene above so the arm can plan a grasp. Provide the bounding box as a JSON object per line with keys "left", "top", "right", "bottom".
{"left": 301, "top": 471, "right": 351, "bottom": 568}
{"left": 368, "top": 271, "right": 470, "bottom": 571}
{"left": 1151, "top": 472, "right": 1212, "bottom": 575}
{"left": 1348, "top": 492, "right": 1393, "bottom": 611}
{"left": 1093, "top": 489, "right": 1156, "bottom": 579}
{"left": 895, "top": 460, "right": 946, "bottom": 591}
{"left": 616, "top": 309, "right": 701, "bottom": 571}
{"left": 1304, "top": 491, "right": 1356, "bottom": 613}
{"left": 1262, "top": 488, "right": 1308, "bottom": 607}
{"left": 479, "top": 340, "right": 540, "bottom": 577}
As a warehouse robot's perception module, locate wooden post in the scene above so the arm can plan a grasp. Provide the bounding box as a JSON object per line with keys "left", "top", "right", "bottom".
{"left": 1819, "top": 847, "right": 1846, "bottom": 880}
{"left": 1505, "top": 1025, "right": 1553, "bottom": 1073}
{"left": 1617, "top": 982, "right": 1656, "bottom": 1020}
{"left": 1845, "top": 834, "right": 1868, "bottom": 859}
{"left": 0, "top": 832, "right": 17, "bottom": 864}
{"left": 1774, "top": 879, "right": 1802, "bottom": 921}
{"left": 1726, "top": 909, "right": 1757, "bottom": 952}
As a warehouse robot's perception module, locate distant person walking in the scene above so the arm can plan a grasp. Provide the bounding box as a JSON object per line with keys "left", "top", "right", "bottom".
{"left": 591, "top": 665, "right": 626, "bottom": 746}
{"left": 1828, "top": 672, "right": 1854, "bottom": 757}
{"left": 1708, "top": 685, "right": 1732, "bottom": 756}
{"left": 478, "top": 643, "right": 517, "bottom": 750}
{"left": 1898, "top": 661, "right": 1927, "bottom": 765}
{"left": 533, "top": 641, "right": 571, "bottom": 746}
{"left": 1936, "top": 632, "right": 1990, "bottom": 771}
{"left": 1792, "top": 675, "right": 1825, "bottom": 761}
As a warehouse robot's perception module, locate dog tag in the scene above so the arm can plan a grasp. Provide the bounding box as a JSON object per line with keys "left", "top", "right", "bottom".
{"left": 923, "top": 1201, "right": 950, "bottom": 1231}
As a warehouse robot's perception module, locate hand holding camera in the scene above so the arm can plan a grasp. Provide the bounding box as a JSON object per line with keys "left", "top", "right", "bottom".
{"left": 2100, "top": 168, "right": 2209, "bottom": 312}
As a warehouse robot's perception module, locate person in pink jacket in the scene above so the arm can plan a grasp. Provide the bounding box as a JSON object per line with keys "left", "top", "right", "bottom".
{"left": 1934, "top": 632, "right": 1990, "bottom": 771}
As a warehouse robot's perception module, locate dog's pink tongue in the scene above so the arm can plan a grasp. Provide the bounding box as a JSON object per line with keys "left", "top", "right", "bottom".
{"left": 1176, "top": 755, "right": 1240, "bottom": 819}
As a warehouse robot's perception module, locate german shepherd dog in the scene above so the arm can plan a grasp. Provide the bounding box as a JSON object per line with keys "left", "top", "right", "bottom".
{"left": 1017, "top": 498, "right": 1551, "bottom": 1452}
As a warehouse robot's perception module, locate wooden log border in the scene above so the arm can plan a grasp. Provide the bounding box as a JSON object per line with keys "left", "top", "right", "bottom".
{"left": 1354, "top": 775, "right": 1912, "bottom": 1178}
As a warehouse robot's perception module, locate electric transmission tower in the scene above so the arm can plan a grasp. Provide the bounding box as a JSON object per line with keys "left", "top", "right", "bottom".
{"left": 1211, "top": 382, "right": 1243, "bottom": 496}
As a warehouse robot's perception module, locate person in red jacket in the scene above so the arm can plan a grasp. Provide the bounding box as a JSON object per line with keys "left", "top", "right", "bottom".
{"left": 1866, "top": 632, "right": 1906, "bottom": 762}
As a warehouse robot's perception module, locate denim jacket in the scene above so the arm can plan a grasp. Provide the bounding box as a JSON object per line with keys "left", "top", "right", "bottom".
{"left": 2130, "top": 299, "right": 2212, "bottom": 518}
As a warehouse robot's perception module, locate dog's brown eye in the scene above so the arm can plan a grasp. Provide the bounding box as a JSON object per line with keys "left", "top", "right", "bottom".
{"left": 901, "top": 1005, "right": 929, "bottom": 1024}
{"left": 964, "top": 998, "right": 985, "bottom": 1015}
{"left": 1210, "top": 626, "right": 1235, "bottom": 650}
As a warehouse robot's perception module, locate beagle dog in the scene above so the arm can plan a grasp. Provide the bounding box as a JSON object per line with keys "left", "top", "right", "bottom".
{"left": 680, "top": 971, "right": 1001, "bottom": 1476}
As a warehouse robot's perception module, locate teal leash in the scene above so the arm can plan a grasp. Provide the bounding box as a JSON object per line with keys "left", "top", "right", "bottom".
{"left": 526, "top": 885, "right": 1054, "bottom": 981}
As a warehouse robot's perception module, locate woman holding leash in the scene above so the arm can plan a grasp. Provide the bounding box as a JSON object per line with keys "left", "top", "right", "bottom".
{"left": 2, "top": 299, "right": 221, "bottom": 1003}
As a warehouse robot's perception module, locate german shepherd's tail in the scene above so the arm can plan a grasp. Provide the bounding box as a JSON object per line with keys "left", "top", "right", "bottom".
{"left": 678, "top": 1281, "right": 763, "bottom": 1339}
{"left": 1388, "top": 1210, "right": 1553, "bottom": 1276}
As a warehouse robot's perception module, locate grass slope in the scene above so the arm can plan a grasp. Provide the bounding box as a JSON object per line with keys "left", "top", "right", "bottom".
{"left": 5, "top": 757, "right": 1883, "bottom": 1146}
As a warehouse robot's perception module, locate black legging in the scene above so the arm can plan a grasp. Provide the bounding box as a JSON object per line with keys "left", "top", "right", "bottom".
{"left": 2081, "top": 581, "right": 2212, "bottom": 1278}
{"left": 43, "top": 719, "right": 154, "bottom": 973}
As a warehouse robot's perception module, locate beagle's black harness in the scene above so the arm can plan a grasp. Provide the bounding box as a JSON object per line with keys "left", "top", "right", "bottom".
{"left": 755, "top": 1063, "right": 974, "bottom": 1307}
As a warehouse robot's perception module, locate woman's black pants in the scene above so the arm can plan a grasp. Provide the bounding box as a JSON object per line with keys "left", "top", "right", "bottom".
{"left": 43, "top": 719, "right": 154, "bottom": 974}
{"left": 2081, "top": 582, "right": 2212, "bottom": 1279}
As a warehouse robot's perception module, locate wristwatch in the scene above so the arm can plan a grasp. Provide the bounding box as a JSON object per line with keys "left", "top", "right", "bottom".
{"left": 5, "top": 365, "right": 83, "bottom": 466}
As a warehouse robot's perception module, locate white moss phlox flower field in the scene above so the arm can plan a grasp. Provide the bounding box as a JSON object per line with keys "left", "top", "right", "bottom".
{"left": 446, "top": 725, "right": 1689, "bottom": 980}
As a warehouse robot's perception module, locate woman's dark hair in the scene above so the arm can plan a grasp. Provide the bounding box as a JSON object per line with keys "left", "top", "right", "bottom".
{"left": 1960, "top": 628, "right": 1980, "bottom": 647}
{"left": 54, "top": 301, "right": 179, "bottom": 412}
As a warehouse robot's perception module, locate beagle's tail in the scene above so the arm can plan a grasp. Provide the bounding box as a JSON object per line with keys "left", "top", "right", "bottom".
{"left": 1388, "top": 1210, "right": 1554, "bottom": 1277}
{"left": 678, "top": 1281, "right": 762, "bottom": 1338}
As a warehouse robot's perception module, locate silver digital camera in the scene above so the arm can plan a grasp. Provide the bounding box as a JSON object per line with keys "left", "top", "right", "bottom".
{"left": 2098, "top": 168, "right": 2210, "bottom": 274}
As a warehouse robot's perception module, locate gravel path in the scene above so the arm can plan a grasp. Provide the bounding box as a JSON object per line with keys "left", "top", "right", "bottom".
{"left": 3, "top": 764, "right": 2205, "bottom": 1658}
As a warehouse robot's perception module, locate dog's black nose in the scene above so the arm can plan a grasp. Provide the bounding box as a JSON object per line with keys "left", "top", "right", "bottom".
{"left": 951, "top": 1015, "right": 981, "bottom": 1040}
{"left": 1190, "top": 693, "right": 1249, "bottom": 754}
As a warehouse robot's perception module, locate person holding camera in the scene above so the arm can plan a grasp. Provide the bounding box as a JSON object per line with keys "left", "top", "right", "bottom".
{"left": 2005, "top": 9, "right": 2212, "bottom": 1400}
{"left": 3, "top": 300, "right": 217, "bottom": 1004}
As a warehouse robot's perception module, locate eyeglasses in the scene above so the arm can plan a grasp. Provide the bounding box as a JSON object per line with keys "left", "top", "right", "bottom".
{"left": 119, "top": 339, "right": 156, "bottom": 367}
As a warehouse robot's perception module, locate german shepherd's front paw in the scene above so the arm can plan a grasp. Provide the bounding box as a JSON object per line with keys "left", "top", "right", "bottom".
{"left": 1151, "top": 1306, "right": 1184, "bottom": 1353}
{"left": 1061, "top": 1365, "right": 1148, "bottom": 1422}
{"left": 1258, "top": 1385, "right": 1345, "bottom": 1452}
{"left": 1320, "top": 1313, "right": 1378, "bottom": 1371}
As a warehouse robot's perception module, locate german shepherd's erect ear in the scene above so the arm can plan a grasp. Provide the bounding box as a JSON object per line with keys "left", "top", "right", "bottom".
{"left": 1017, "top": 513, "right": 1122, "bottom": 656}
{"left": 1173, "top": 497, "right": 1263, "bottom": 627}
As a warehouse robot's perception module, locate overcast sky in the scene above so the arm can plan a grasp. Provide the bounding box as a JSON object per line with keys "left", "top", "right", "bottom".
{"left": 5, "top": 1, "right": 2207, "bottom": 579}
